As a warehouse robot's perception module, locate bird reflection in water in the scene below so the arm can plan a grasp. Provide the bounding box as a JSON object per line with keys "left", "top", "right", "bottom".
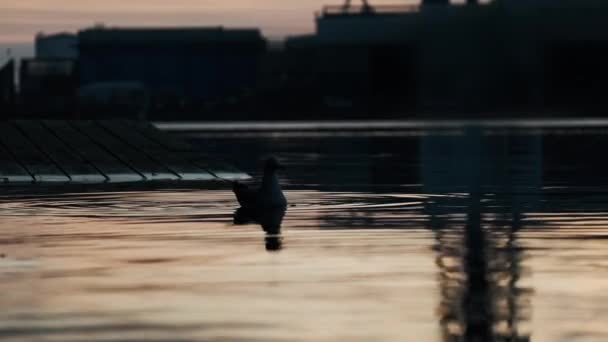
{"left": 234, "top": 206, "right": 286, "bottom": 251}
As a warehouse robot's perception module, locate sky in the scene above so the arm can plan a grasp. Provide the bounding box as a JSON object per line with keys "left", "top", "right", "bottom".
{"left": 0, "top": 0, "right": 420, "bottom": 44}
{"left": 0, "top": 0, "right": 495, "bottom": 63}
{"left": 0, "top": 0, "right": 422, "bottom": 62}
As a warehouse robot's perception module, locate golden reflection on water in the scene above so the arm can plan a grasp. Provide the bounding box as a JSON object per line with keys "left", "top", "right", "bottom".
{"left": 0, "top": 190, "right": 607, "bottom": 341}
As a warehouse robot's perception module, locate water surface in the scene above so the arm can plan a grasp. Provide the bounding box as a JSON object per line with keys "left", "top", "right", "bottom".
{"left": 1, "top": 123, "right": 608, "bottom": 341}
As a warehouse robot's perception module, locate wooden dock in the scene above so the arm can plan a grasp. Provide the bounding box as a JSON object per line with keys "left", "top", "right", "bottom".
{"left": 0, "top": 120, "right": 250, "bottom": 186}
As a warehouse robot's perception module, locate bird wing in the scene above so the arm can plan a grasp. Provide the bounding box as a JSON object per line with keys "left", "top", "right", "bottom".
{"left": 232, "top": 181, "right": 257, "bottom": 207}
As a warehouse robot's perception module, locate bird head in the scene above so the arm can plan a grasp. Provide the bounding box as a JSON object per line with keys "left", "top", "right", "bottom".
{"left": 264, "top": 156, "right": 285, "bottom": 172}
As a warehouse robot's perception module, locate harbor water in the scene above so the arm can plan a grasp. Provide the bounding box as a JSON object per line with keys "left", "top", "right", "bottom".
{"left": 1, "top": 120, "right": 608, "bottom": 341}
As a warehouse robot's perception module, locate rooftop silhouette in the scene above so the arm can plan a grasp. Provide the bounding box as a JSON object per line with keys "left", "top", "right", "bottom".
{"left": 1, "top": 0, "right": 607, "bottom": 120}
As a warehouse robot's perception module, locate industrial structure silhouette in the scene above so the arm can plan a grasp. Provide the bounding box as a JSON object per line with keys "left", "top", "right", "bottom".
{"left": 1, "top": 0, "right": 607, "bottom": 120}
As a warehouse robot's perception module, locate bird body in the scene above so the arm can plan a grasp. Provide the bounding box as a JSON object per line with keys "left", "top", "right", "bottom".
{"left": 232, "top": 157, "right": 287, "bottom": 210}
{"left": 232, "top": 157, "right": 287, "bottom": 251}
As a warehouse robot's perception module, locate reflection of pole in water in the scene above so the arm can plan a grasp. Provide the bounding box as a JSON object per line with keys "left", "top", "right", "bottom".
{"left": 422, "top": 126, "right": 538, "bottom": 341}
{"left": 462, "top": 192, "right": 492, "bottom": 341}
{"left": 429, "top": 194, "right": 531, "bottom": 342}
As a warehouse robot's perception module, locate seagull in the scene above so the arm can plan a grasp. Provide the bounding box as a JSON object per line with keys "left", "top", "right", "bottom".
{"left": 232, "top": 157, "right": 287, "bottom": 252}
{"left": 232, "top": 156, "right": 288, "bottom": 210}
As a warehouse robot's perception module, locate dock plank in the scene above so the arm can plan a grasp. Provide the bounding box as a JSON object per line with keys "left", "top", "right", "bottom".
{"left": 0, "top": 122, "right": 69, "bottom": 183}
{"left": 129, "top": 121, "right": 194, "bottom": 152}
{"left": 128, "top": 121, "right": 251, "bottom": 180}
{"left": 72, "top": 121, "right": 179, "bottom": 181}
{"left": 100, "top": 121, "right": 216, "bottom": 181}
{"left": 0, "top": 120, "right": 248, "bottom": 186}
{"left": 15, "top": 121, "right": 106, "bottom": 183}
{"left": 0, "top": 141, "right": 34, "bottom": 184}
{"left": 43, "top": 121, "right": 143, "bottom": 183}
{"left": 185, "top": 156, "right": 251, "bottom": 181}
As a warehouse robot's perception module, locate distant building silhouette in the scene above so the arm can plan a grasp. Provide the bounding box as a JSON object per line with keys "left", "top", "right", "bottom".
{"left": 284, "top": 0, "right": 608, "bottom": 116}
{"left": 19, "top": 58, "right": 78, "bottom": 117}
{"left": 78, "top": 27, "right": 266, "bottom": 119}
{"left": 0, "top": 59, "right": 15, "bottom": 118}
{"left": 10, "top": 1, "right": 608, "bottom": 119}
{"left": 36, "top": 33, "right": 78, "bottom": 59}
{"left": 10, "top": 32, "right": 80, "bottom": 118}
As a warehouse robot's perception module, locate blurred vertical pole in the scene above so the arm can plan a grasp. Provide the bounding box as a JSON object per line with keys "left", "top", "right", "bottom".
{"left": 463, "top": 126, "right": 492, "bottom": 341}
{"left": 463, "top": 191, "right": 493, "bottom": 341}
